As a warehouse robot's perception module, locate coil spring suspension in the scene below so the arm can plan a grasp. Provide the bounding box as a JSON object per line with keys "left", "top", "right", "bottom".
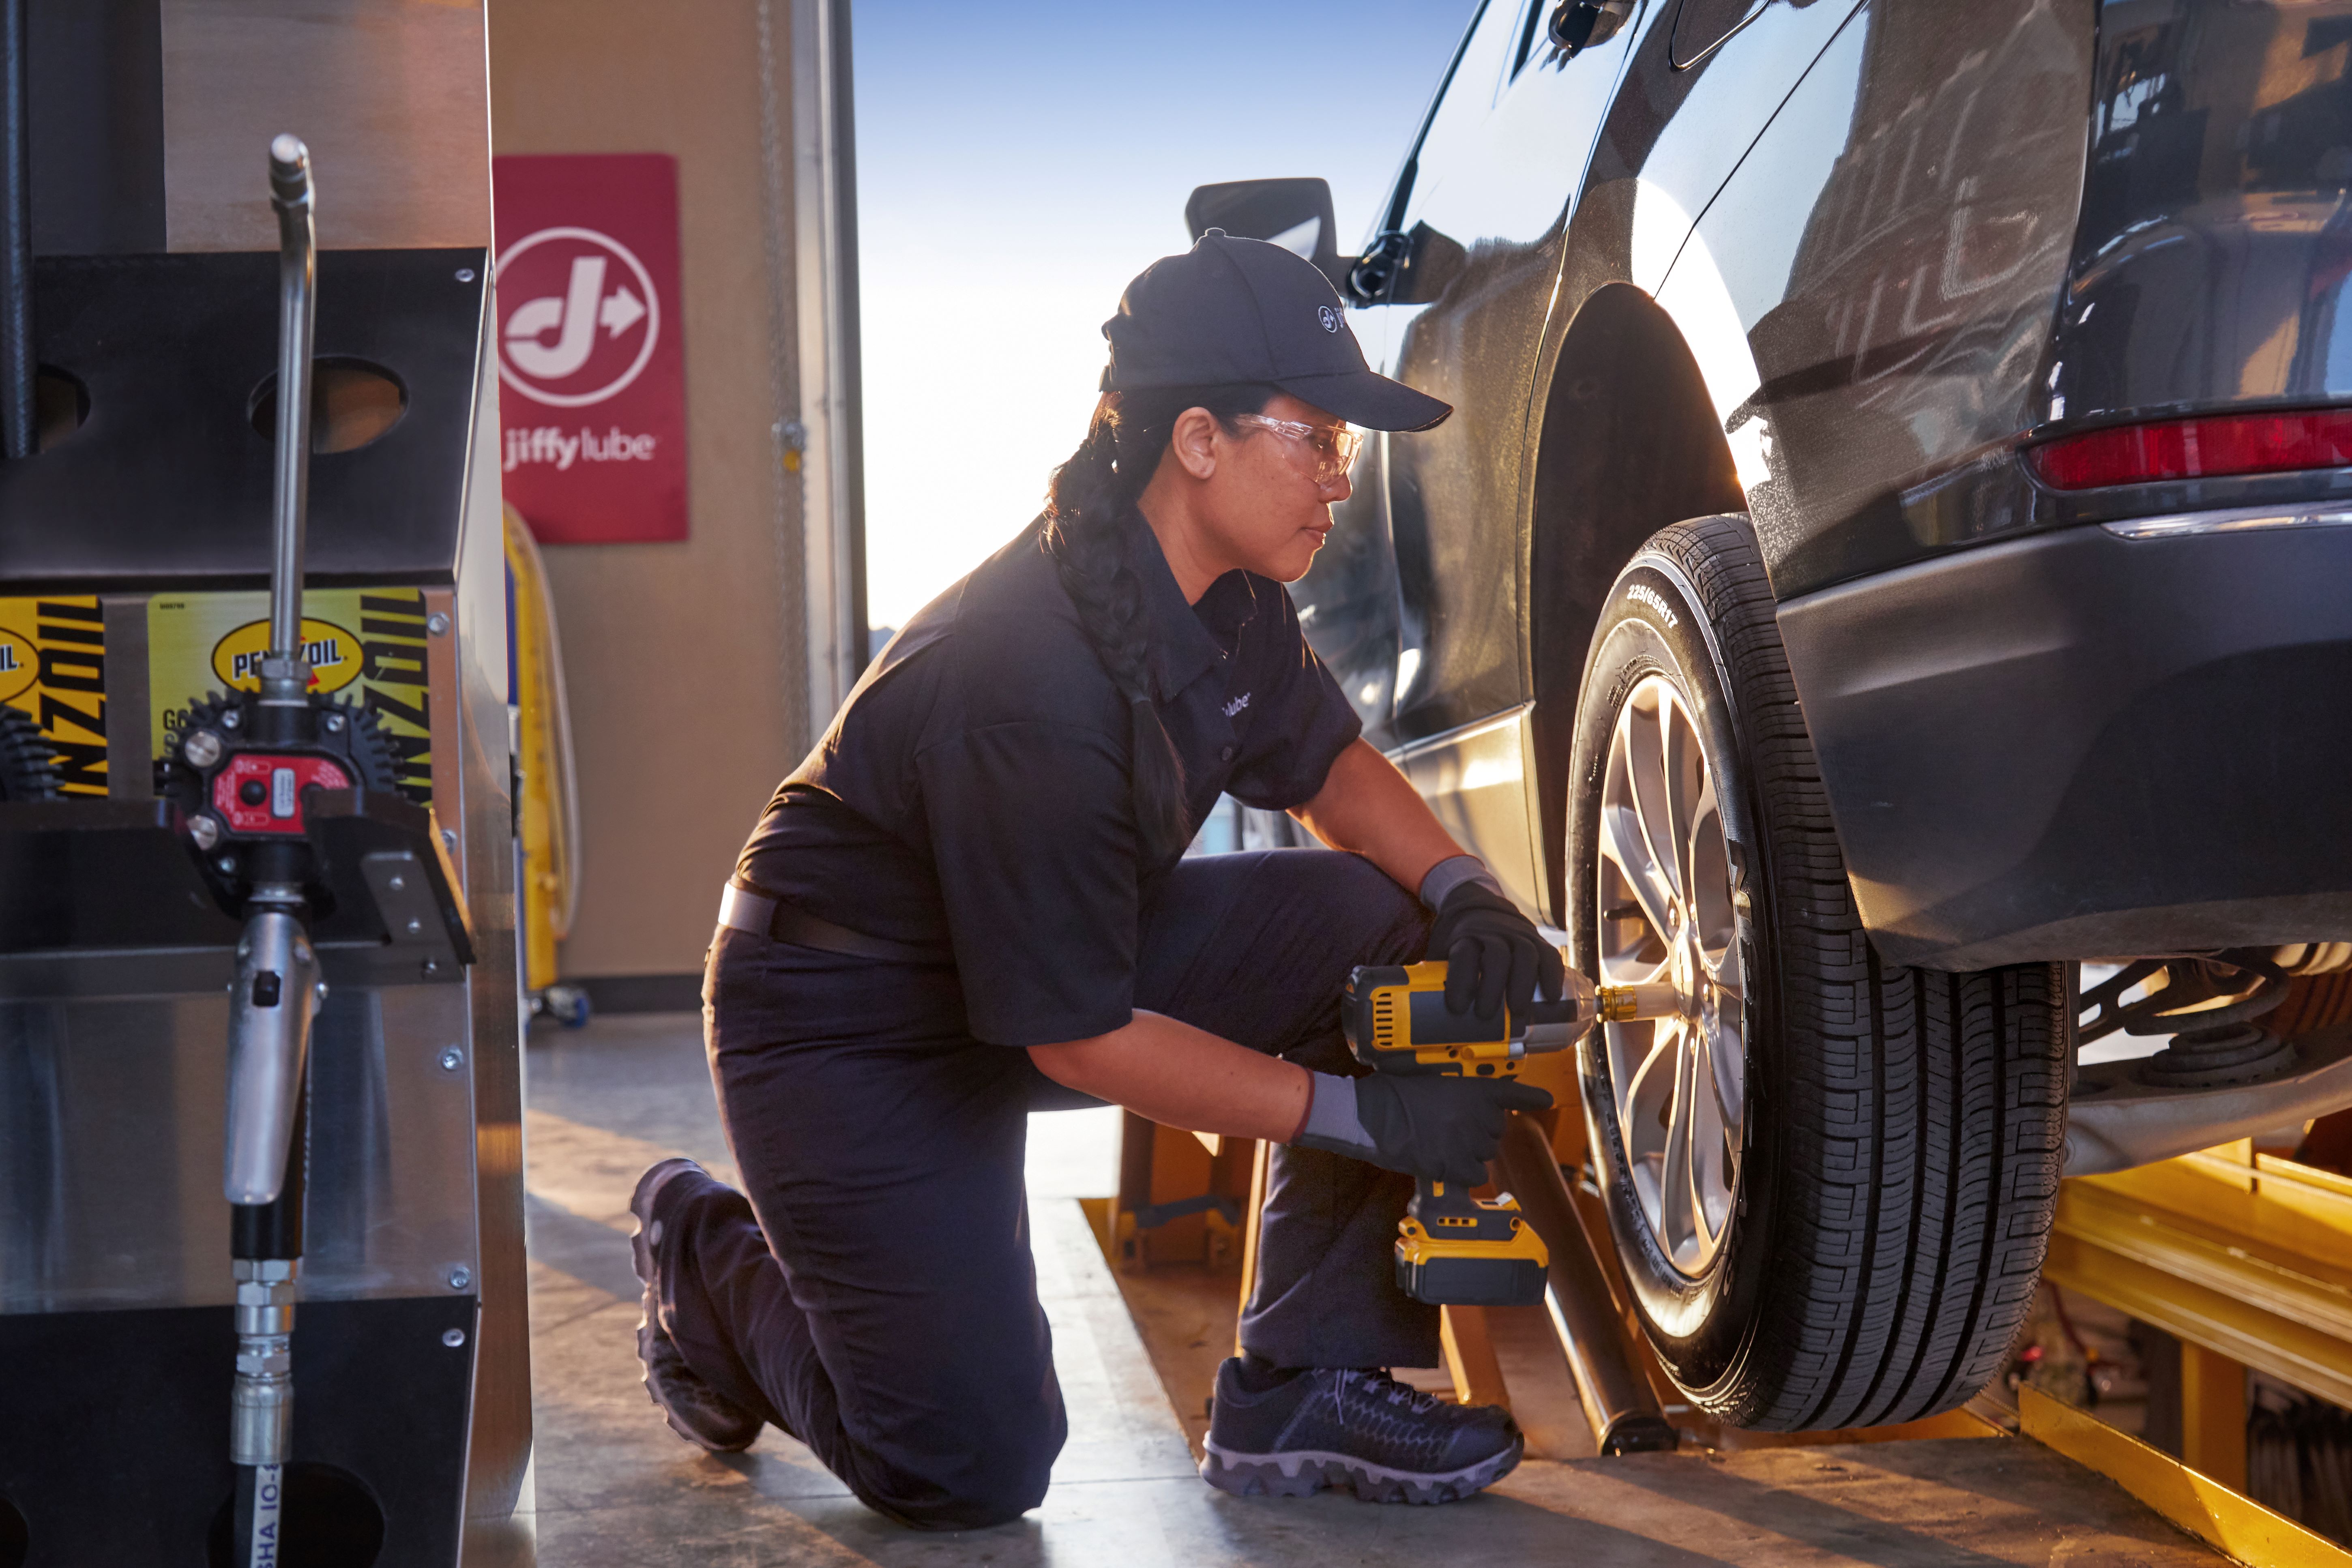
{"left": 2079, "top": 950, "right": 2298, "bottom": 1089}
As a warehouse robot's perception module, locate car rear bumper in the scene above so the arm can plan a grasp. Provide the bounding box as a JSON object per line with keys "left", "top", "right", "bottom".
{"left": 1774, "top": 511, "right": 2352, "bottom": 971}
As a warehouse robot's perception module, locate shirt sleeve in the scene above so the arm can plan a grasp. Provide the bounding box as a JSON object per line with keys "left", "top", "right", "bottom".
{"left": 1223, "top": 591, "right": 1364, "bottom": 812}
{"left": 917, "top": 720, "right": 1141, "bottom": 1047}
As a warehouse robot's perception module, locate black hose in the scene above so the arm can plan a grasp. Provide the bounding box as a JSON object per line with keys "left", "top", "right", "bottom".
{"left": 0, "top": 0, "right": 28, "bottom": 459}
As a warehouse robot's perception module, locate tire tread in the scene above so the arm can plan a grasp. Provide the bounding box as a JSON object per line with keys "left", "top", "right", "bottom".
{"left": 1640, "top": 515, "right": 2064, "bottom": 1431}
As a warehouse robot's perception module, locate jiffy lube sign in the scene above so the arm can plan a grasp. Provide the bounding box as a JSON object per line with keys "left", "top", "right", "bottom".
{"left": 493, "top": 153, "right": 688, "bottom": 542}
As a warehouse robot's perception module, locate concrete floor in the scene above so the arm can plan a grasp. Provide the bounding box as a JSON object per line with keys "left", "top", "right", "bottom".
{"left": 516, "top": 1012, "right": 2230, "bottom": 1566}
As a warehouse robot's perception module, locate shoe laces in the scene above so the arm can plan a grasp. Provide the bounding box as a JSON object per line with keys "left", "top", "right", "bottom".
{"left": 1352, "top": 1369, "right": 1448, "bottom": 1416}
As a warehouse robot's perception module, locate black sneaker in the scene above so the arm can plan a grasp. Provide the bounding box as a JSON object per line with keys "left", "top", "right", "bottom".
{"left": 1199, "top": 1358, "right": 1523, "bottom": 1504}
{"left": 630, "top": 1157, "right": 764, "bottom": 1454}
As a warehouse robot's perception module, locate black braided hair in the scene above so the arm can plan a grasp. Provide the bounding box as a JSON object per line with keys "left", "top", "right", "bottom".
{"left": 1043, "top": 383, "right": 1276, "bottom": 859}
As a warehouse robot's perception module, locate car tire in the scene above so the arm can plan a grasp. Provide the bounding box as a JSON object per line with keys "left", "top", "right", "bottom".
{"left": 1564, "top": 513, "right": 2068, "bottom": 1431}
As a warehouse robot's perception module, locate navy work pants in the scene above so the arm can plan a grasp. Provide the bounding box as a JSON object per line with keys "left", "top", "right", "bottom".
{"left": 652, "top": 847, "right": 1434, "bottom": 1528}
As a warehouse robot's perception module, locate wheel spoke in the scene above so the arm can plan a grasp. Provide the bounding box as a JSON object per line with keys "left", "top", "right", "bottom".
{"left": 1661, "top": 689, "right": 1702, "bottom": 903}
{"left": 1600, "top": 700, "right": 1679, "bottom": 954}
{"left": 1659, "top": 1028, "right": 1698, "bottom": 1266}
{"left": 1629, "top": 695, "right": 1683, "bottom": 906}
{"left": 1686, "top": 764, "right": 1734, "bottom": 961}
{"left": 1688, "top": 1023, "right": 1734, "bottom": 1247}
{"left": 1598, "top": 814, "right": 1677, "bottom": 958}
{"left": 1616, "top": 1019, "right": 1680, "bottom": 1155}
{"left": 1704, "top": 1008, "right": 1745, "bottom": 1130}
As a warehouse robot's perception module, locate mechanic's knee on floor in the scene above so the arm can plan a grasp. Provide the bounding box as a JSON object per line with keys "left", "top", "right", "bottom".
{"left": 843, "top": 1405, "right": 1061, "bottom": 1531}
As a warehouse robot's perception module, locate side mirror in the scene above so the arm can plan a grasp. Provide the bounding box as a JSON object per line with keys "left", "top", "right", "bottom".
{"left": 1351, "top": 223, "right": 1465, "bottom": 307}
{"left": 1185, "top": 178, "right": 1353, "bottom": 296}
{"left": 1550, "top": 0, "right": 1632, "bottom": 54}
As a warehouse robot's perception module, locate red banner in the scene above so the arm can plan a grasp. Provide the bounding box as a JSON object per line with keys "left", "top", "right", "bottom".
{"left": 493, "top": 153, "right": 689, "bottom": 543}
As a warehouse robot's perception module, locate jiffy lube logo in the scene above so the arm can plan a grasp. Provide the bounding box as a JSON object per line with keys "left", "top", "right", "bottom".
{"left": 497, "top": 227, "right": 661, "bottom": 408}
{"left": 492, "top": 153, "right": 688, "bottom": 542}
{"left": 211, "top": 618, "right": 364, "bottom": 694}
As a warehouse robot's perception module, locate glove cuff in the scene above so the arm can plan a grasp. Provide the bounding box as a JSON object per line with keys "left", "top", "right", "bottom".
{"left": 1292, "top": 1071, "right": 1378, "bottom": 1160}
{"left": 1418, "top": 853, "right": 1503, "bottom": 912}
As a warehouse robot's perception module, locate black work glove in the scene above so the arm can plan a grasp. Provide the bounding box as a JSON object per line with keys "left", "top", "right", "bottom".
{"left": 1424, "top": 880, "right": 1566, "bottom": 1024}
{"left": 1353, "top": 1074, "right": 1554, "bottom": 1187}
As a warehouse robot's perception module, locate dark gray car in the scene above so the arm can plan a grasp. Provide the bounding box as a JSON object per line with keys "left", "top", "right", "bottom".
{"left": 1195, "top": 0, "right": 2352, "bottom": 1431}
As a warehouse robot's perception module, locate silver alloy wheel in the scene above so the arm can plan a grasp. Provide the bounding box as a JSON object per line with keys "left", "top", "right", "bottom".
{"left": 1597, "top": 673, "right": 1745, "bottom": 1277}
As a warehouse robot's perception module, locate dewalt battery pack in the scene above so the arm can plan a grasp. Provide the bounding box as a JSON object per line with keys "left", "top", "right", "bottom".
{"left": 1393, "top": 1179, "right": 1550, "bottom": 1307}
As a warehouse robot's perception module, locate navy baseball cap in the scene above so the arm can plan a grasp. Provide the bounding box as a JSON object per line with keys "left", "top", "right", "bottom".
{"left": 1101, "top": 230, "right": 1453, "bottom": 432}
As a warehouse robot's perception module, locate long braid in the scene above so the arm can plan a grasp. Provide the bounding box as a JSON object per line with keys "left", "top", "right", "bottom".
{"left": 1043, "top": 386, "right": 1270, "bottom": 858}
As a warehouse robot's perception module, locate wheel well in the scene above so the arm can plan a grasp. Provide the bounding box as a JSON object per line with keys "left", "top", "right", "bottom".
{"left": 1529, "top": 282, "right": 1744, "bottom": 923}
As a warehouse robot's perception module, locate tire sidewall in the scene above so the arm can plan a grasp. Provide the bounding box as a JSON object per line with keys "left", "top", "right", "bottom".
{"left": 1565, "top": 544, "right": 1781, "bottom": 1396}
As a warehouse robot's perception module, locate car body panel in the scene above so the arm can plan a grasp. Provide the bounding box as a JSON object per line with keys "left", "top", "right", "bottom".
{"left": 1777, "top": 515, "right": 2352, "bottom": 968}
{"left": 1289, "top": 0, "right": 2352, "bottom": 961}
{"left": 1387, "top": 703, "right": 1549, "bottom": 916}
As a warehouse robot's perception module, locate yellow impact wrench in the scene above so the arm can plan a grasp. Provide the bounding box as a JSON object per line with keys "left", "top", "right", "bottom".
{"left": 1341, "top": 960, "right": 1673, "bottom": 1306}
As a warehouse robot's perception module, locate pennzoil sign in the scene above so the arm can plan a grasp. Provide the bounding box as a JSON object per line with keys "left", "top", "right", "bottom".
{"left": 0, "top": 628, "right": 34, "bottom": 704}
{"left": 0, "top": 597, "right": 106, "bottom": 796}
{"left": 209, "top": 617, "right": 365, "bottom": 694}
{"left": 148, "top": 589, "right": 435, "bottom": 803}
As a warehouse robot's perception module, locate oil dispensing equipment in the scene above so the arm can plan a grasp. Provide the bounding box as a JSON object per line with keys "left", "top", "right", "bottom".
{"left": 0, "top": 122, "right": 526, "bottom": 1568}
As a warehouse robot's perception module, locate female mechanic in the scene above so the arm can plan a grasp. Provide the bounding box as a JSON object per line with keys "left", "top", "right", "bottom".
{"left": 628, "top": 232, "right": 1564, "bottom": 1527}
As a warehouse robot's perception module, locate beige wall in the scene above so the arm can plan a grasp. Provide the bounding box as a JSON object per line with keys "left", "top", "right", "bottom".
{"left": 489, "top": 0, "right": 807, "bottom": 977}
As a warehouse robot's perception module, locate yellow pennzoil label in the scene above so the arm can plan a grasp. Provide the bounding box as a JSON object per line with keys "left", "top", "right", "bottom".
{"left": 147, "top": 589, "right": 434, "bottom": 803}
{"left": 0, "top": 596, "right": 107, "bottom": 796}
{"left": 0, "top": 627, "right": 33, "bottom": 704}
{"left": 209, "top": 616, "right": 364, "bottom": 695}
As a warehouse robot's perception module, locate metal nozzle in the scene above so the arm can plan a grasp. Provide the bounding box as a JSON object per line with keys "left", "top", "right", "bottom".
{"left": 266, "top": 134, "right": 316, "bottom": 680}
{"left": 223, "top": 910, "right": 322, "bottom": 1205}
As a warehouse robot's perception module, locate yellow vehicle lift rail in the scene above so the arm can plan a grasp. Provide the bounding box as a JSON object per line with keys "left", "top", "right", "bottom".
{"left": 2045, "top": 1139, "right": 2352, "bottom": 1520}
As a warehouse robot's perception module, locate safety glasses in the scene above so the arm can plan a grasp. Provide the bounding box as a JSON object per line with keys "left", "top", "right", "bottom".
{"left": 1230, "top": 413, "right": 1364, "bottom": 487}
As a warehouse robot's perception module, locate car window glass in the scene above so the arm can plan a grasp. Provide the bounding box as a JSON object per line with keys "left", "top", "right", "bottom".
{"left": 1412, "top": 6, "right": 1640, "bottom": 250}
{"left": 1406, "top": 0, "right": 1524, "bottom": 219}
{"left": 1511, "top": 0, "right": 1550, "bottom": 78}
{"left": 1672, "top": 0, "right": 1776, "bottom": 69}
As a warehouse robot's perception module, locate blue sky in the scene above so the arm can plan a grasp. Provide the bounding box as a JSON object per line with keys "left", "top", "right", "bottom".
{"left": 851, "top": 0, "right": 1480, "bottom": 629}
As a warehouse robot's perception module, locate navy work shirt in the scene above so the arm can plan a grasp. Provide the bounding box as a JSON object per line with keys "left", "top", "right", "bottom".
{"left": 734, "top": 516, "right": 1363, "bottom": 1047}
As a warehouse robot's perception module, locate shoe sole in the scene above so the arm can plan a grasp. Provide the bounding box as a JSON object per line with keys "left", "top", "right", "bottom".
{"left": 1197, "top": 1436, "right": 1523, "bottom": 1504}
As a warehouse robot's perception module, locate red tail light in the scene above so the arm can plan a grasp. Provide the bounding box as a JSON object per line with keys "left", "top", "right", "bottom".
{"left": 2027, "top": 407, "right": 2352, "bottom": 490}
